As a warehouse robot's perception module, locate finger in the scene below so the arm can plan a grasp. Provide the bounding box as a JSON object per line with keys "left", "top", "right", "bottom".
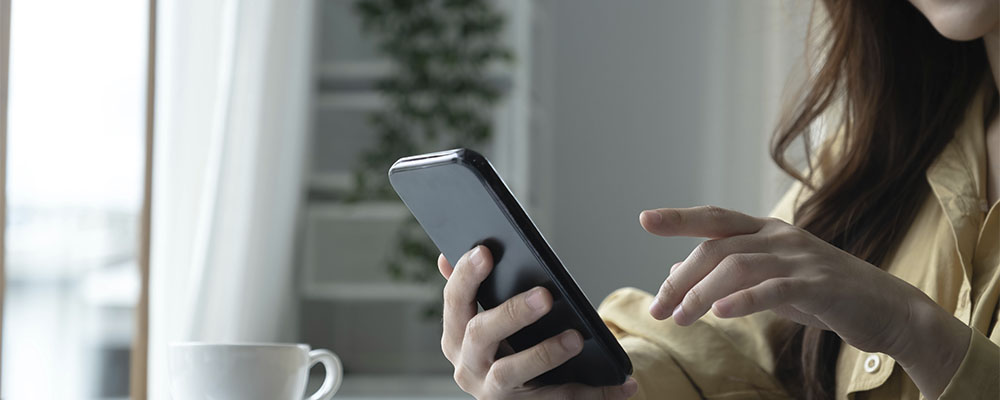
{"left": 669, "top": 262, "right": 682, "bottom": 275}
{"left": 485, "top": 329, "right": 584, "bottom": 390}
{"left": 438, "top": 253, "right": 454, "bottom": 280}
{"left": 672, "top": 253, "right": 783, "bottom": 326}
{"left": 711, "top": 278, "right": 805, "bottom": 319}
{"left": 639, "top": 205, "right": 765, "bottom": 239}
{"left": 442, "top": 246, "right": 492, "bottom": 362}
{"left": 649, "top": 234, "right": 767, "bottom": 320}
{"left": 533, "top": 377, "right": 639, "bottom": 400}
{"left": 461, "top": 287, "right": 552, "bottom": 374}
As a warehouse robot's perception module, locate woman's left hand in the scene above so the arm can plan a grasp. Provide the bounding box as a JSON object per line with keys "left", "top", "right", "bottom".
{"left": 640, "top": 205, "right": 969, "bottom": 399}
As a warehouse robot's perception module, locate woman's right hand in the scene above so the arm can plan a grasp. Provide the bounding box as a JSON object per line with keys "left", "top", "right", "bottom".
{"left": 438, "top": 245, "right": 638, "bottom": 399}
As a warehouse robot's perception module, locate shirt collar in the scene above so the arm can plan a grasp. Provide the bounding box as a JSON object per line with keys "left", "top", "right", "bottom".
{"left": 926, "top": 78, "right": 995, "bottom": 278}
{"left": 926, "top": 79, "right": 993, "bottom": 216}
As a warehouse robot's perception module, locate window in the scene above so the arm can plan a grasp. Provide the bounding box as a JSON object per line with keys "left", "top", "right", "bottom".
{"left": 2, "top": 0, "right": 148, "bottom": 398}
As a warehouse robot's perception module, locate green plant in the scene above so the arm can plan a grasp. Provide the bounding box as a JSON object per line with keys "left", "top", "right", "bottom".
{"left": 350, "top": 0, "right": 513, "bottom": 317}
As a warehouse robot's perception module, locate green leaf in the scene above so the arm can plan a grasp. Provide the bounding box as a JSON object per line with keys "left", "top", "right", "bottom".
{"left": 346, "top": 0, "right": 512, "bottom": 316}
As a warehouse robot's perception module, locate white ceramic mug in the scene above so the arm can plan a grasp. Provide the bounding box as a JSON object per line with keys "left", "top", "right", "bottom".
{"left": 169, "top": 343, "right": 342, "bottom": 400}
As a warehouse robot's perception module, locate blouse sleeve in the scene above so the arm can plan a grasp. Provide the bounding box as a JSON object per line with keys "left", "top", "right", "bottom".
{"left": 937, "top": 327, "right": 999, "bottom": 399}
{"left": 597, "top": 183, "right": 806, "bottom": 399}
{"left": 599, "top": 288, "right": 791, "bottom": 399}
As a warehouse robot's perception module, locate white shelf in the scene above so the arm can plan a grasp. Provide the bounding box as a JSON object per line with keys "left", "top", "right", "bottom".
{"left": 300, "top": 201, "right": 431, "bottom": 302}
{"left": 315, "top": 92, "right": 385, "bottom": 111}
{"left": 316, "top": 60, "right": 513, "bottom": 86}
{"left": 308, "top": 172, "right": 353, "bottom": 192}
{"left": 316, "top": 60, "right": 393, "bottom": 80}
{"left": 306, "top": 201, "right": 410, "bottom": 220}
{"left": 302, "top": 281, "right": 439, "bottom": 302}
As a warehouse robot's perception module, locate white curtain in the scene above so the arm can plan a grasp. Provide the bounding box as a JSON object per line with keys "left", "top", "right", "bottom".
{"left": 147, "top": 0, "right": 313, "bottom": 398}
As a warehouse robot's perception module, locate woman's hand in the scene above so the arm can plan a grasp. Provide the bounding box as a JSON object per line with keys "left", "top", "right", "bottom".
{"left": 640, "top": 205, "right": 971, "bottom": 399}
{"left": 438, "top": 245, "right": 639, "bottom": 399}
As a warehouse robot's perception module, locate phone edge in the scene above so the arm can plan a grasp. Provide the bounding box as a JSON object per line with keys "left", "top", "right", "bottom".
{"left": 389, "top": 148, "right": 633, "bottom": 379}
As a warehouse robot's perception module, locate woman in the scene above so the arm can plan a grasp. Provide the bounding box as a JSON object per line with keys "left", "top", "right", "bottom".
{"left": 435, "top": 0, "right": 999, "bottom": 399}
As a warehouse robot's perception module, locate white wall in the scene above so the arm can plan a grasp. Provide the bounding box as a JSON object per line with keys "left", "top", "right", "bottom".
{"left": 539, "top": 0, "right": 811, "bottom": 302}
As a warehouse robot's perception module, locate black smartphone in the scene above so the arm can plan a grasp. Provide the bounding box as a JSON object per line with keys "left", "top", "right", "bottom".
{"left": 388, "top": 148, "right": 632, "bottom": 387}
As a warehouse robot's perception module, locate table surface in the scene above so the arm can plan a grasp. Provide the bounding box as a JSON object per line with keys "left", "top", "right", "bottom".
{"left": 307, "top": 373, "right": 472, "bottom": 400}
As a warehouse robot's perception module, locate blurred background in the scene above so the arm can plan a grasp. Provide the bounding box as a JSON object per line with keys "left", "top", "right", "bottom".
{"left": 0, "top": 0, "right": 811, "bottom": 399}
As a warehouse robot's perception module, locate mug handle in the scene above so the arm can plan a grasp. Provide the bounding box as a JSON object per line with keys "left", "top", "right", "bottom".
{"left": 305, "top": 349, "right": 343, "bottom": 400}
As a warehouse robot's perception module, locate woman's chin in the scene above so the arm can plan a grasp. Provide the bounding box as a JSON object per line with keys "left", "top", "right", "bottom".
{"left": 917, "top": 2, "right": 999, "bottom": 42}
{"left": 932, "top": 21, "right": 994, "bottom": 42}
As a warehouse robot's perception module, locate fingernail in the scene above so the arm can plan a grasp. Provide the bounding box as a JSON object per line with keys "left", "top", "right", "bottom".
{"left": 526, "top": 288, "right": 546, "bottom": 311}
{"left": 622, "top": 378, "right": 638, "bottom": 396}
{"left": 641, "top": 210, "right": 662, "bottom": 224}
{"left": 469, "top": 246, "right": 484, "bottom": 267}
{"left": 710, "top": 301, "right": 723, "bottom": 317}
{"left": 672, "top": 304, "right": 685, "bottom": 324}
{"left": 648, "top": 297, "right": 665, "bottom": 319}
{"left": 561, "top": 330, "right": 582, "bottom": 352}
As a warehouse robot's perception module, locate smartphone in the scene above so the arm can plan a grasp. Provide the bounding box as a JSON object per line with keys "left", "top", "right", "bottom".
{"left": 388, "top": 148, "right": 632, "bottom": 386}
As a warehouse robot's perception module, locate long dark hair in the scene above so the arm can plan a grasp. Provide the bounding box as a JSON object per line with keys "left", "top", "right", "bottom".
{"left": 770, "top": 0, "right": 988, "bottom": 398}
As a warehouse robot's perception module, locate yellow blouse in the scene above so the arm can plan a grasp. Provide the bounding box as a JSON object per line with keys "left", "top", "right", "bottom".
{"left": 598, "top": 84, "right": 1000, "bottom": 399}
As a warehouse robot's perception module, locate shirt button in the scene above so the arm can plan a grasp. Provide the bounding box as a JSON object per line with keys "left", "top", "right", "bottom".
{"left": 864, "top": 354, "right": 880, "bottom": 373}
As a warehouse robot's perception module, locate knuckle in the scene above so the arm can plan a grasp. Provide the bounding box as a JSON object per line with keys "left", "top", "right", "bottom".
{"left": 443, "top": 289, "right": 462, "bottom": 310}
{"left": 484, "top": 364, "right": 512, "bottom": 391}
{"left": 664, "top": 208, "right": 684, "bottom": 225}
{"left": 464, "top": 315, "right": 486, "bottom": 341}
{"left": 816, "top": 264, "right": 838, "bottom": 281}
{"left": 659, "top": 278, "right": 680, "bottom": 302}
{"left": 501, "top": 297, "right": 522, "bottom": 324}
{"left": 452, "top": 365, "right": 475, "bottom": 393}
{"left": 442, "top": 281, "right": 461, "bottom": 304}
{"left": 721, "top": 254, "right": 751, "bottom": 276}
{"left": 702, "top": 205, "right": 729, "bottom": 218}
{"left": 772, "top": 279, "right": 795, "bottom": 300}
{"left": 695, "top": 240, "right": 718, "bottom": 260}
{"left": 775, "top": 225, "right": 808, "bottom": 246}
{"left": 785, "top": 233, "right": 808, "bottom": 247}
{"left": 740, "top": 288, "right": 758, "bottom": 309}
{"left": 685, "top": 286, "right": 705, "bottom": 309}
{"left": 441, "top": 336, "right": 455, "bottom": 363}
{"left": 765, "top": 216, "right": 789, "bottom": 227}
{"left": 532, "top": 342, "right": 556, "bottom": 368}
{"left": 442, "top": 281, "right": 454, "bottom": 299}
{"left": 669, "top": 261, "right": 683, "bottom": 274}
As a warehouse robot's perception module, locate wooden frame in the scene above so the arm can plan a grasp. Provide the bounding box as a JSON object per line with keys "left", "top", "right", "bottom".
{"left": 130, "top": 0, "right": 156, "bottom": 398}
{"left": 0, "top": 0, "right": 12, "bottom": 383}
